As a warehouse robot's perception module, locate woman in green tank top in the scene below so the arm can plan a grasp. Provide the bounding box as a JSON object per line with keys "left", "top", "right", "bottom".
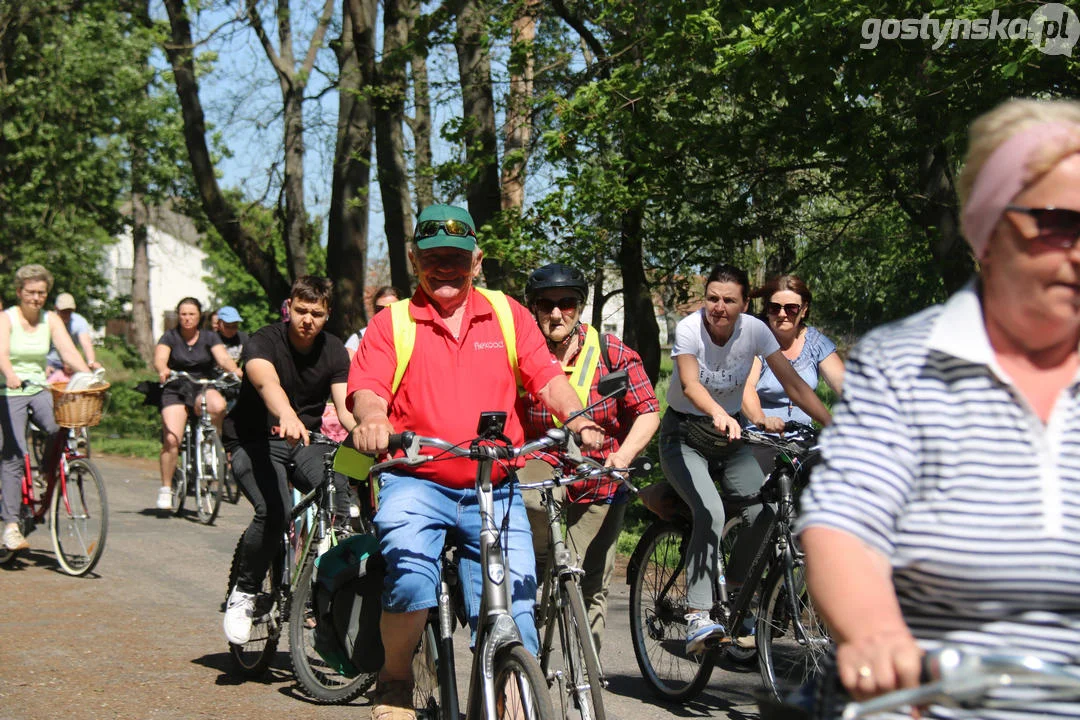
{"left": 0, "top": 264, "right": 90, "bottom": 551}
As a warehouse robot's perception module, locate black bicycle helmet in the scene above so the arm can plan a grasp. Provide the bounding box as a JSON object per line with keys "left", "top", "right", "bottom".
{"left": 525, "top": 263, "right": 588, "bottom": 305}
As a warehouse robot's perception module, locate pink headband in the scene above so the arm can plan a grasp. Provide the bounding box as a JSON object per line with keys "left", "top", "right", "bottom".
{"left": 961, "top": 121, "right": 1080, "bottom": 260}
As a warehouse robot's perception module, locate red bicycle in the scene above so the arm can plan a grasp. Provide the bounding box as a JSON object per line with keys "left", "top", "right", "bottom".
{"left": 0, "top": 381, "right": 109, "bottom": 576}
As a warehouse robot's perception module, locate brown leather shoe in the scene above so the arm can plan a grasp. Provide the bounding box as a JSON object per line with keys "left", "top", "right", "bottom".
{"left": 371, "top": 679, "right": 416, "bottom": 720}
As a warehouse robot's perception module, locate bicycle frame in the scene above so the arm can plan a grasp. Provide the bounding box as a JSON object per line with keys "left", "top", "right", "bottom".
{"left": 20, "top": 426, "right": 86, "bottom": 523}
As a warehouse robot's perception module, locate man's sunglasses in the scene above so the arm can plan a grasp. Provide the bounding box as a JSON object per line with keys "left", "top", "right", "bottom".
{"left": 415, "top": 219, "right": 475, "bottom": 240}
{"left": 534, "top": 297, "right": 580, "bottom": 314}
{"left": 1005, "top": 206, "right": 1080, "bottom": 249}
{"left": 766, "top": 302, "right": 802, "bottom": 316}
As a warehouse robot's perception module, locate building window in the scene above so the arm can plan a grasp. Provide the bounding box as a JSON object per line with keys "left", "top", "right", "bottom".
{"left": 115, "top": 267, "right": 133, "bottom": 294}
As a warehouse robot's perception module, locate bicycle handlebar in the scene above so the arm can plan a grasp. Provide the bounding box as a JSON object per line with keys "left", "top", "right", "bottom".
{"left": 373, "top": 427, "right": 577, "bottom": 475}
{"left": 162, "top": 370, "right": 239, "bottom": 389}
{"left": 840, "top": 648, "right": 1080, "bottom": 719}
{"left": 743, "top": 421, "right": 819, "bottom": 457}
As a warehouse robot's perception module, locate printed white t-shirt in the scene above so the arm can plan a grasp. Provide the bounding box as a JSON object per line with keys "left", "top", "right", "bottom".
{"left": 666, "top": 309, "right": 780, "bottom": 416}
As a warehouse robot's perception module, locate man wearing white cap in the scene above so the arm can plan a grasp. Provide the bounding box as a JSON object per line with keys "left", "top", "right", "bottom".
{"left": 46, "top": 293, "right": 100, "bottom": 380}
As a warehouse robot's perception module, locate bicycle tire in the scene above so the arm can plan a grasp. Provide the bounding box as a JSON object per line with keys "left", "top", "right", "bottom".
{"left": 171, "top": 466, "right": 187, "bottom": 515}
{"left": 227, "top": 531, "right": 284, "bottom": 677}
{"left": 222, "top": 449, "right": 240, "bottom": 503}
{"left": 628, "top": 520, "right": 714, "bottom": 702}
{"left": 559, "top": 577, "right": 606, "bottom": 720}
{"left": 412, "top": 619, "right": 442, "bottom": 720}
{"left": 49, "top": 458, "right": 108, "bottom": 576}
{"left": 491, "top": 644, "right": 556, "bottom": 720}
{"left": 289, "top": 550, "right": 376, "bottom": 703}
{"left": 757, "top": 559, "right": 831, "bottom": 702}
{"left": 194, "top": 428, "right": 224, "bottom": 525}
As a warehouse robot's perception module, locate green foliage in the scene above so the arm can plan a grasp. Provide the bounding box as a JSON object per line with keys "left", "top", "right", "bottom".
{"left": 94, "top": 336, "right": 159, "bottom": 450}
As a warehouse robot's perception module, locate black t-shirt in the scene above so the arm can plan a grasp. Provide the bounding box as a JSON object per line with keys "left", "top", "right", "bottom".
{"left": 226, "top": 323, "right": 349, "bottom": 443}
{"left": 157, "top": 328, "right": 223, "bottom": 378}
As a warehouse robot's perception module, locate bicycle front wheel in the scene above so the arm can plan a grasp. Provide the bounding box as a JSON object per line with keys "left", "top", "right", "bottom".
{"left": 194, "top": 428, "right": 224, "bottom": 525}
{"left": 289, "top": 550, "right": 376, "bottom": 703}
{"left": 491, "top": 644, "right": 556, "bottom": 720}
{"left": 757, "top": 560, "right": 831, "bottom": 702}
{"left": 412, "top": 619, "right": 443, "bottom": 720}
{"left": 227, "top": 531, "right": 283, "bottom": 677}
{"left": 628, "top": 520, "right": 714, "bottom": 702}
{"left": 171, "top": 467, "right": 187, "bottom": 515}
{"left": 49, "top": 458, "right": 108, "bottom": 576}
{"left": 558, "top": 578, "right": 606, "bottom": 720}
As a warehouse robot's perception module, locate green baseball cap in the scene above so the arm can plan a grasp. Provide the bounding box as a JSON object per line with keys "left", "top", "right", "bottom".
{"left": 414, "top": 204, "right": 477, "bottom": 251}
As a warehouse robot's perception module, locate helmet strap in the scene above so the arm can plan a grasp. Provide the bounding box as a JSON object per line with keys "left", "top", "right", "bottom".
{"left": 547, "top": 320, "right": 581, "bottom": 355}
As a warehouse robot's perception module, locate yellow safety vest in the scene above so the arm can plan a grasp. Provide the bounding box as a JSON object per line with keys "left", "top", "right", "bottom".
{"left": 553, "top": 324, "right": 602, "bottom": 428}
{"left": 389, "top": 287, "right": 521, "bottom": 394}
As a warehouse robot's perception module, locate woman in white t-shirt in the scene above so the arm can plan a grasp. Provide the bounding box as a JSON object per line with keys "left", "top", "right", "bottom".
{"left": 661, "top": 263, "right": 832, "bottom": 654}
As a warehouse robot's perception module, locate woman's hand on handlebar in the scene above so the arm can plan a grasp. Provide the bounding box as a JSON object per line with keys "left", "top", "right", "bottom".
{"left": 351, "top": 413, "right": 394, "bottom": 454}
{"left": 837, "top": 629, "right": 923, "bottom": 702}
{"left": 6, "top": 372, "right": 21, "bottom": 390}
{"left": 711, "top": 410, "right": 741, "bottom": 440}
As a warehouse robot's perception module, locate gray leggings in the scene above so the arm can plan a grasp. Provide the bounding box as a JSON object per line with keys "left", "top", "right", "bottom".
{"left": 658, "top": 410, "right": 772, "bottom": 610}
{"left": 0, "top": 391, "right": 58, "bottom": 523}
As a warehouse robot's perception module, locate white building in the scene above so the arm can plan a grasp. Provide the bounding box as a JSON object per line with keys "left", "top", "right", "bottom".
{"left": 104, "top": 205, "right": 214, "bottom": 340}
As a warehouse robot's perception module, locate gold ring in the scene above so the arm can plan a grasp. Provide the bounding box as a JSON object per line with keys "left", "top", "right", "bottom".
{"left": 857, "top": 665, "right": 873, "bottom": 679}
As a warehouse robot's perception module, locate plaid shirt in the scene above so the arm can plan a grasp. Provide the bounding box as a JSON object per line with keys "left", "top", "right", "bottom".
{"left": 521, "top": 324, "right": 659, "bottom": 503}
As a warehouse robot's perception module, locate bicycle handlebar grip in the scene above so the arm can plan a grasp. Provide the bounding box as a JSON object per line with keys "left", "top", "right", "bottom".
{"left": 387, "top": 432, "right": 412, "bottom": 453}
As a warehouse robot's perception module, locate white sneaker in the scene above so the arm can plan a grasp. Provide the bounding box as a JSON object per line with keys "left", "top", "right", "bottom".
{"left": 2, "top": 523, "right": 29, "bottom": 551}
{"left": 685, "top": 611, "right": 726, "bottom": 655}
{"left": 224, "top": 587, "right": 257, "bottom": 645}
{"left": 156, "top": 486, "right": 173, "bottom": 511}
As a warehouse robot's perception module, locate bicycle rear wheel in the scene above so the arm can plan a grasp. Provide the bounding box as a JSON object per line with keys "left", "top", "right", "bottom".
{"left": 194, "top": 428, "right": 224, "bottom": 525}
{"left": 757, "top": 561, "right": 831, "bottom": 702}
{"left": 628, "top": 520, "right": 714, "bottom": 702}
{"left": 227, "top": 531, "right": 284, "bottom": 677}
{"left": 50, "top": 458, "right": 108, "bottom": 576}
{"left": 558, "top": 577, "right": 606, "bottom": 720}
{"left": 289, "top": 550, "right": 376, "bottom": 703}
{"left": 491, "top": 644, "right": 556, "bottom": 720}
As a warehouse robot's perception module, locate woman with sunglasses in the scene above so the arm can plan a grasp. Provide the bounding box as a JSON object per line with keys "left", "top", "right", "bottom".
{"left": 661, "top": 263, "right": 831, "bottom": 654}
{"left": 799, "top": 98, "right": 1080, "bottom": 717}
{"left": 742, "top": 274, "right": 844, "bottom": 438}
{"left": 343, "top": 285, "right": 402, "bottom": 362}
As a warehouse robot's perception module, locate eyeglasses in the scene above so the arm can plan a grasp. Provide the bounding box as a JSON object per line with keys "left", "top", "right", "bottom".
{"left": 1005, "top": 205, "right": 1080, "bottom": 249}
{"left": 415, "top": 219, "right": 476, "bottom": 241}
{"left": 766, "top": 302, "right": 802, "bottom": 316}
{"left": 534, "top": 297, "right": 580, "bottom": 314}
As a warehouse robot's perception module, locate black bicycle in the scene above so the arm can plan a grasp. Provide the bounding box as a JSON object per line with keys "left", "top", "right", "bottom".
{"left": 628, "top": 422, "right": 830, "bottom": 702}
{"left": 225, "top": 433, "right": 377, "bottom": 703}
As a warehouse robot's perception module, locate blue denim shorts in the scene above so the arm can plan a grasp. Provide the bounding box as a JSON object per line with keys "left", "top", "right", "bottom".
{"left": 374, "top": 472, "right": 539, "bottom": 654}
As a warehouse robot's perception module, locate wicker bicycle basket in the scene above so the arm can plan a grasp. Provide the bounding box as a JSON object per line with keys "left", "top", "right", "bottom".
{"left": 50, "top": 381, "right": 110, "bottom": 428}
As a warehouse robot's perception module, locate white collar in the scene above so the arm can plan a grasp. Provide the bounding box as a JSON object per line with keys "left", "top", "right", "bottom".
{"left": 926, "top": 278, "right": 995, "bottom": 366}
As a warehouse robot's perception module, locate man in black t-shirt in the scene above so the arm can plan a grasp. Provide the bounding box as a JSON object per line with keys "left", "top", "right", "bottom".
{"left": 222, "top": 276, "right": 356, "bottom": 646}
{"left": 215, "top": 305, "right": 248, "bottom": 369}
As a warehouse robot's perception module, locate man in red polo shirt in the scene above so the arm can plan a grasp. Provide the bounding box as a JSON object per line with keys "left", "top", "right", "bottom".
{"left": 348, "top": 204, "right": 603, "bottom": 720}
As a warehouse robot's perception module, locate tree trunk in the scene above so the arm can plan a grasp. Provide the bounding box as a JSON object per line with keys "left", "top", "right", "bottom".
{"left": 919, "top": 142, "right": 972, "bottom": 294}
{"left": 501, "top": 0, "right": 537, "bottom": 212}
{"left": 453, "top": 0, "right": 505, "bottom": 288}
{"left": 410, "top": 18, "right": 434, "bottom": 212}
{"left": 130, "top": 189, "right": 154, "bottom": 360}
{"left": 375, "top": 0, "right": 415, "bottom": 296}
{"left": 161, "top": 0, "right": 290, "bottom": 302}
{"left": 244, "top": 0, "right": 335, "bottom": 281}
{"left": 618, "top": 204, "right": 660, "bottom": 386}
{"left": 327, "top": 0, "right": 377, "bottom": 338}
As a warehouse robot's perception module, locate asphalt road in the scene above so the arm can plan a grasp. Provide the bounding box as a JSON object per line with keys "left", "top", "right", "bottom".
{"left": 0, "top": 454, "right": 763, "bottom": 720}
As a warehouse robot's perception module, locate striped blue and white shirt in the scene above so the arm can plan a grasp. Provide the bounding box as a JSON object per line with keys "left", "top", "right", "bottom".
{"left": 798, "top": 280, "right": 1080, "bottom": 719}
